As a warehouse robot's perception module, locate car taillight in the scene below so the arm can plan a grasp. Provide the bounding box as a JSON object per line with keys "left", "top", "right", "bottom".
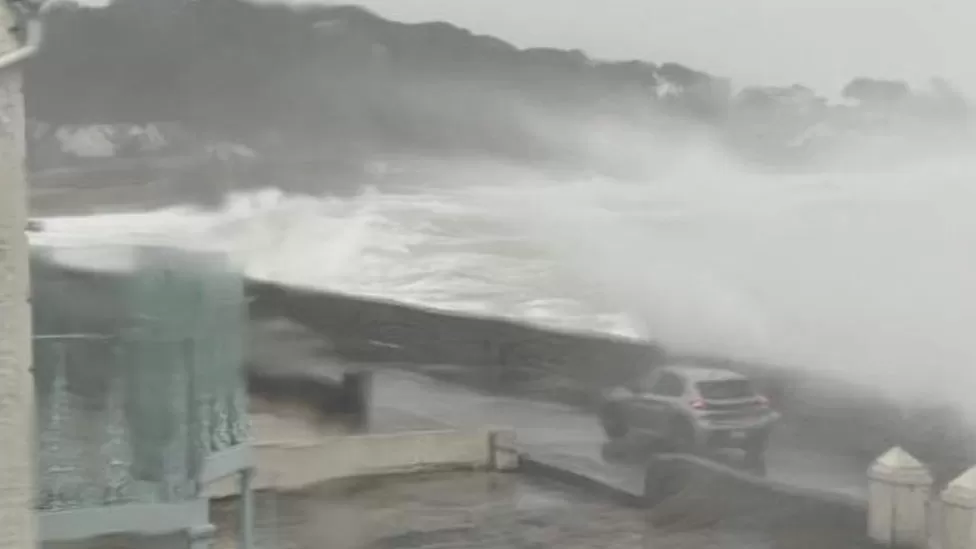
{"left": 756, "top": 396, "right": 769, "bottom": 407}
{"left": 690, "top": 399, "right": 708, "bottom": 410}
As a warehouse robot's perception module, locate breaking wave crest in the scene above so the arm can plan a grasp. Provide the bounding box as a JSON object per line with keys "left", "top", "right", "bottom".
{"left": 33, "top": 154, "right": 976, "bottom": 414}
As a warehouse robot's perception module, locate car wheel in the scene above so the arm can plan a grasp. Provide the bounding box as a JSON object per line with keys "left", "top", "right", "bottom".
{"left": 600, "top": 403, "right": 628, "bottom": 440}
{"left": 670, "top": 420, "right": 697, "bottom": 455}
{"left": 644, "top": 456, "right": 689, "bottom": 508}
{"left": 743, "top": 451, "right": 767, "bottom": 476}
{"left": 601, "top": 440, "right": 627, "bottom": 462}
{"left": 743, "top": 435, "right": 768, "bottom": 475}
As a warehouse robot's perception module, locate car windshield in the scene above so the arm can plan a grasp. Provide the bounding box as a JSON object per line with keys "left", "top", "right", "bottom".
{"left": 696, "top": 379, "right": 755, "bottom": 400}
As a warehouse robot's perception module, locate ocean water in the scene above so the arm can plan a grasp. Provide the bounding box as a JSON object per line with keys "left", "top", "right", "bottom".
{"left": 31, "top": 152, "right": 976, "bottom": 414}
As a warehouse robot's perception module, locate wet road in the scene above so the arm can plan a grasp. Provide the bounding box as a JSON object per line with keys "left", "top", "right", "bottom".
{"left": 248, "top": 318, "right": 867, "bottom": 500}
{"left": 368, "top": 368, "right": 867, "bottom": 499}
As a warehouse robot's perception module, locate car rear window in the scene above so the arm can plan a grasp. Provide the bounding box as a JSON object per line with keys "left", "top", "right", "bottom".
{"left": 696, "top": 379, "right": 755, "bottom": 400}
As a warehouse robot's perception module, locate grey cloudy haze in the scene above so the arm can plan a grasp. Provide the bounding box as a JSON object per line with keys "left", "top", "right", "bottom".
{"left": 336, "top": 0, "right": 975, "bottom": 97}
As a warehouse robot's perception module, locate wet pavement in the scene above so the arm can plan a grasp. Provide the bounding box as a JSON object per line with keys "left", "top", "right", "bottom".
{"left": 51, "top": 472, "right": 653, "bottom": 549}
{"left": 208, "top": 470, "right": 872, "bottom": 549}
{"left": 51, "top": 435, "right": 871, "bottom": 549}
{"left": 47, "top": 319, "right": 875, "bottom": 549}
{"left": 30, "top": 188, "right": 889, "bottom": 549}
{"left": 249, "top": 319, "right": 868, "bottom": 501}
{"left": 213, "top": 472, "right": 659, "bottom": 549}
{"left": 368, "top": 368, "right": 868, "bottom": 500}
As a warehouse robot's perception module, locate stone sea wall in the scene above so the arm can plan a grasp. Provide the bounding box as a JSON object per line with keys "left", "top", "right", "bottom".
{"left": 31, "top": 256, "right": 976, "bottom": 482}
{"left": 244, "top": 279, "right": 976, "bottom": 481}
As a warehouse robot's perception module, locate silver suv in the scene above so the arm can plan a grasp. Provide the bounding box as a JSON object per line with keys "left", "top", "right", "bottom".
{"left": 598, "top": 365, "right": 780, "bottom": 469}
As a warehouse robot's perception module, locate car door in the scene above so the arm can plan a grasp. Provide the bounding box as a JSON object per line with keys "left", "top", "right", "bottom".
{"left": 621, "top": 370, "right": 657, "bottom": 433}
{"left": 640, "top": 372, "right": 686, "bottom": 436}
{"left": 627, "top": 372, "right": 683, "bottom": 435}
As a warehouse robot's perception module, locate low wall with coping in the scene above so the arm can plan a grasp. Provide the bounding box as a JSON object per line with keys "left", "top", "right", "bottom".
{"left": 206, "top": 428, "right": 518, "bottom": 497}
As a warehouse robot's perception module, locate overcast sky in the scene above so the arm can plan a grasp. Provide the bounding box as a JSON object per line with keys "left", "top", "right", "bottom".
{"left": 340, "top": 0, "right": 975, "bottom": 98}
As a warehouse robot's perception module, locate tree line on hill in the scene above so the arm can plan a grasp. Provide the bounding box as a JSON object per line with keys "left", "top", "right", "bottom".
{"left": 25, "top": 0, "right": 971, "bottom": 173}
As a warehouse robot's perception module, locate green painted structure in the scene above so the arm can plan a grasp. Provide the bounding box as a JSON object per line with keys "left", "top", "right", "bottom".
{"left": 31, "top": 245, "right": 254, "bottom": 548}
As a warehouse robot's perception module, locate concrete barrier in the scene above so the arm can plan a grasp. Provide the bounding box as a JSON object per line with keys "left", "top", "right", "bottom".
{"left": 205, "top": 428, "right": 518, "bottom": 497}
{"left": 29, "top": 256, "right": 976, "bottom": 483}
{"left": 245, "top": 279, "right": 663, "bottom": 391}
{"left": 245, "top": 279, "right": 976, "bottom": 477}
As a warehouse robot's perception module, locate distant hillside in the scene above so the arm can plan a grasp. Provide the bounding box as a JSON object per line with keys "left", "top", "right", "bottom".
{"left": 26, "top": 0, "right": 971, "bottom": 173}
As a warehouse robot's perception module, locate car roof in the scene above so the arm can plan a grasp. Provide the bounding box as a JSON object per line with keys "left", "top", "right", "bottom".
{"left": 660, "top": 365, "right": 748, "bottom": 383}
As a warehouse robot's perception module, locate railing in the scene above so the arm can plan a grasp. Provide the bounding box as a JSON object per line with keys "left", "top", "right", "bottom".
{"left": 31, "top": 245, "right": 254, "bottom": 548}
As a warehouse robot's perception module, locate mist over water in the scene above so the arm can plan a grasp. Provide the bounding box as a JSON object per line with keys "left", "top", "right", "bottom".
{"left": 36, "top": 136, "right": 976, "bottom": 420}
{"left": 27, "top": 0, "right": 976, "bottom": 415}
{"left": 494, "top": 153, "right": 976, "bottom": 406}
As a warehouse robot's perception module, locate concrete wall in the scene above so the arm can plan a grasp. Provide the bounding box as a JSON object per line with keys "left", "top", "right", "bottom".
{"left": 244, "top": 279, "right": 841, "bottom": 400}
{"left": 29, "top": 257, "right": 976, "bottom": 482}
{"left": 0, "top": 8, "right": 34, "bottom": 549}
{"left": 205, "top": 428, "right": 513, "bottom": 497}
{"left": 246, "top": 279, "right": 666, "bottom": 389}
{"left": 245, "top": 280, "right": 976, "bottom": 479}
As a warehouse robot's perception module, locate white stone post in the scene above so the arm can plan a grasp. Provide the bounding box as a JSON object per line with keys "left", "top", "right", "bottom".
{"left": 868, "top": 447, "right": 933, "bottom": 548}
{"left": 0, "top": 4, "right": 33, "bottom": 549}
{"left": 939, "top": 466, "right": 976, "bottom": 549}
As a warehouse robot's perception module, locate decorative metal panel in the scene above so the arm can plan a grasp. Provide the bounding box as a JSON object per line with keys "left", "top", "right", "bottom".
{"left": 31, "top": 245, "right": 251, "bottom": 541}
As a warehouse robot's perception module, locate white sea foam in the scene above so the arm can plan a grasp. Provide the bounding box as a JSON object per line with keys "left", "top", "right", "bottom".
{"left": 32, "top": 151, "right": 976, "bottom": 415}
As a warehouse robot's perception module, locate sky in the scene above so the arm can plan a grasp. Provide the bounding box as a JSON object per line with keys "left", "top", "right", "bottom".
{"left": 333, "top": 0, "right": 975, "bottom": 98}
